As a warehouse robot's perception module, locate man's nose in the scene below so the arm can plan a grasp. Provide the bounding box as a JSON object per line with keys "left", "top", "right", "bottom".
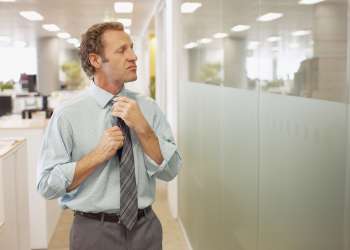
{"left": 128, "top": 49, "right": 137, "bottom": 61}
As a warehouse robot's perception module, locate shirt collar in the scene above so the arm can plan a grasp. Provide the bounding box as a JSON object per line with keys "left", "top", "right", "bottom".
{"left": 89, "top": 81, "right": 128, "bottom": 108}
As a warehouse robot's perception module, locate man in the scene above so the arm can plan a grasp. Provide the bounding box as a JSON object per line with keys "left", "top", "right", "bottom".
{"left": 37, "top": 22, "right": 182, "bottom": 250}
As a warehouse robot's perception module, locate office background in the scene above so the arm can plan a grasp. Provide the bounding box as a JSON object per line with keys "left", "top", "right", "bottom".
{"left": 0, "top": 0, "right": 349, "bottom": 249}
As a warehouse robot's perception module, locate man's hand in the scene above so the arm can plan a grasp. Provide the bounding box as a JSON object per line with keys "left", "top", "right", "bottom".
{"left": 112, "top": 96, "right": 164, "bottom": 165}
{"left": 94, "top": 126, "right": 124, "bottom": 164}
{"left": 67, "top": 126, "right": 124, "bottom": 192}
{"left": 112, "top": 96, "right": 148, "bottom": 134}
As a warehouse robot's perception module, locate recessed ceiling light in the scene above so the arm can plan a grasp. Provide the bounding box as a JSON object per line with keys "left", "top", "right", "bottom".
{"left": 14, "top": 41, "right": 26, "bottom": 48}
{"left": 67, "top": 38, "right": 80, "bottom": 48}
{"left": 114, "top": 2, "right": 133, "bottom": 13}
{"left": 267, "top": 36, "right": 281, "bottom": 42}
{"left": 299, "top": 0, "right": 325, "bottom": 4}
{"left": 231, "top": 25, "right": 251, "bottom": 32}
{"left": 198, "top": 38, "right": 212, "bottom": 44}
{"left": 42, "top": 24, "right": 60, "bottom": 32}
{"left": 67, "top": 38, "right": 79, "bottom": 44}
{"left": 19, "top": 11, "right": 44, "bottom": 21}
{"left": 117, "top": 18, "right": 132, "bottom": 28}
{"left": 247, "top": 41, "right": 259, "bottom": 50}
{"left": 213, "top": 32, "right": 228, "bottom": 39}
{"left": 57, "top": 32, "right": 71, "bottom": 39}
{"left": 292, "top": 30, "right": 311, "bottom": 36}
{"left": 257, "top": 12, "right": 283, "bottom": 22}
{"left": 184, "top": 42, "right": 198, "bottom": 49}
{"left": 181, "top": 2, "right": 202, "bottom": 13}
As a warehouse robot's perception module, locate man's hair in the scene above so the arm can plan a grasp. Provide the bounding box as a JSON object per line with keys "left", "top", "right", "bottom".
{"left": 79, "top": 22, "right": 124, "bottom": 78}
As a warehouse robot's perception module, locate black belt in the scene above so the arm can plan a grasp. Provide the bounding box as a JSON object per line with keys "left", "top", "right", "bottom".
{"left": 74, "top": 206, "right": 151, "bottom": 223}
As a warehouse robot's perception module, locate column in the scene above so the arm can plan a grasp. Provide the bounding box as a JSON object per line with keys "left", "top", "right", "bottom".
{"left": 312, "top": 2, "right": 347, "bottom": 102}
{"left": 37, "top": 37, "right": 60, "bottom": 95}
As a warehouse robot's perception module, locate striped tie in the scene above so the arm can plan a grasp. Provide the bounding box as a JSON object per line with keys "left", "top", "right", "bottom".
{"left": 111, "top": 101, "right": 138, "bottom": 230}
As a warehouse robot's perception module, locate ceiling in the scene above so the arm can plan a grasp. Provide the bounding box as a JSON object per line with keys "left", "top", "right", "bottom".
{"left": 0, "top": 0, "right": 157, "bottom": 48}
{"left": 182, "top": 0, "right": 347, "bottom": 43}
{"left": 0, "top": 0, "right": 347, "bottom": 49}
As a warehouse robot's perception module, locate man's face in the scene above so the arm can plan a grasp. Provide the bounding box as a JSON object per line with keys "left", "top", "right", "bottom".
{"left": 99, "top": 30, "right": 137, "bottom": 84}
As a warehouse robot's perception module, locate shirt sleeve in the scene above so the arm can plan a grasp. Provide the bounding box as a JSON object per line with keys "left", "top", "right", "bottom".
{"left": 144, "top": 104, "right": 182, "bottom": 181}
{"left": 36, "top": 111, "right": 76, "bottom": 200}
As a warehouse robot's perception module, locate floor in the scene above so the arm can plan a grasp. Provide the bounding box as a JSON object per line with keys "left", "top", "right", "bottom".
{"left": 48, "top": 182, "right": 189, "bottom": 250}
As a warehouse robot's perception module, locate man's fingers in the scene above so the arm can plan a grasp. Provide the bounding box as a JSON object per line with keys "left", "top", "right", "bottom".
{"left": 113, "top": 102, "right": 128, "bottom": 109}
{"left": 111, "top": 104, "right": 128, "bottom": 116}
{"left": 110, "top": 140, "right": 123, "bottom": 150}
{"left": 108, "top": 126, "right": 121, "bottom": 131}
{"left": 109, "top": 131, "right": 124, "bottom": 138}
{"left": 113, "top": 105, "right": 126, "bottom": 113}
{"left": 112, "top": 111, "right": 126, "bottom": 119}
{"left": 109, "top": 135, "right": 124, "bottom": 144}
{"left": 114, "top": 96, "right": 130, "bottom": 103}
{"left": 105, "top": 128, "right": 124, "bottom": 140}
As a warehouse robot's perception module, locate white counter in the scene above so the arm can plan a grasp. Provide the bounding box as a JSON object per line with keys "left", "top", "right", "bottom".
{"left": 0, "top": 138, "right": 30, "bottom": 250}
{"left": 0, "top": 116, "right": 48, "bottom": 129}
{"left": 0, "top": 116, "right": 61, "bottom": 250}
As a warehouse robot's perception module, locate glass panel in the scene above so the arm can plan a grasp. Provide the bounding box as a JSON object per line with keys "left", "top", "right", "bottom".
{"left": 179, "top": 1, "right": 259, "bottom": 250}
{"left": 258, "top": 1, "right": 349, "bottom": 249}
{"left": 178, "top": 0, "right": 350, "bottom": 249}
{"left": 257, "top": 0, "right": 347, "bottom": 102}
{"left": 182, "top": 0, "right": 224, "bottom": 85}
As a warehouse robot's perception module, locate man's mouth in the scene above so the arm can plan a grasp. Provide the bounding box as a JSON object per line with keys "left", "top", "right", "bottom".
{"left": 127, "top": 65, "right": 137, "bottom": 70}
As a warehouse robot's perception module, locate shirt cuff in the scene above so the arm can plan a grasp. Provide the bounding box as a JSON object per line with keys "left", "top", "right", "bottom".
{"left": 144, "top": 138, "right": 177, "bottom": 177}
{"left": 38, "top": 161, "right": 77, "bottom": 200}
{"left": 56, "top": 161, "right": 77, "bottom": 193}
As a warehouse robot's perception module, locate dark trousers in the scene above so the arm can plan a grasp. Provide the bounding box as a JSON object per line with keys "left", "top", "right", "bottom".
{"left": 70, "top": 208, "right": 163, "bottom": 250}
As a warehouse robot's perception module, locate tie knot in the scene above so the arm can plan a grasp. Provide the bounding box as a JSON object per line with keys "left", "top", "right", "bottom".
{"left": 111, "top": 96, "right": 118, "bottom": 104}
{"left": 107, "top": 96, "right": 118, "bottom": 110}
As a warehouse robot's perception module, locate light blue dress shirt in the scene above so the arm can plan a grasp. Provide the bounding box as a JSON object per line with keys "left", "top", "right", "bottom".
{"left": 36, "top": 83, "right": 182, "bottom": 213}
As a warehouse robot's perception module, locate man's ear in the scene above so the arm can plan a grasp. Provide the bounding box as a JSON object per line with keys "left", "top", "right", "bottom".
{"left": 88, "top": 53, "right": 102, "bottom": 69}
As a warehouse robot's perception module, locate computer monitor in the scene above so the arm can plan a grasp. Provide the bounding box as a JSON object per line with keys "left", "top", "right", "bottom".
{"left": 20, "top": 73, "right": 37, "bottom": 92}
{"left": 0, "top": 95, "right": 12, "bottom": 116}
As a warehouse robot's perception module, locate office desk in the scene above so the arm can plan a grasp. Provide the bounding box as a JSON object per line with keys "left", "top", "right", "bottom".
{"left": 0, "top": 138, "right": 30, "bottom": 250}
{"left": 0, "top": 117, "right": 61, "bottom": 249}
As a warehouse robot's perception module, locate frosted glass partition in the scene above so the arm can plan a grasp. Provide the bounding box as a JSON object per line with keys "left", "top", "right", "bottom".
{"left": 259, "top": 93, "right": 348, "bottom": 250}
{"left": 179, "top": 83, "right": 350, "bottom": 250}
{"left": 178, "top": 0, "right": 350, "bottom": 249}
{"left": 179, "top": 82, "right": 259, "bottom": 250}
